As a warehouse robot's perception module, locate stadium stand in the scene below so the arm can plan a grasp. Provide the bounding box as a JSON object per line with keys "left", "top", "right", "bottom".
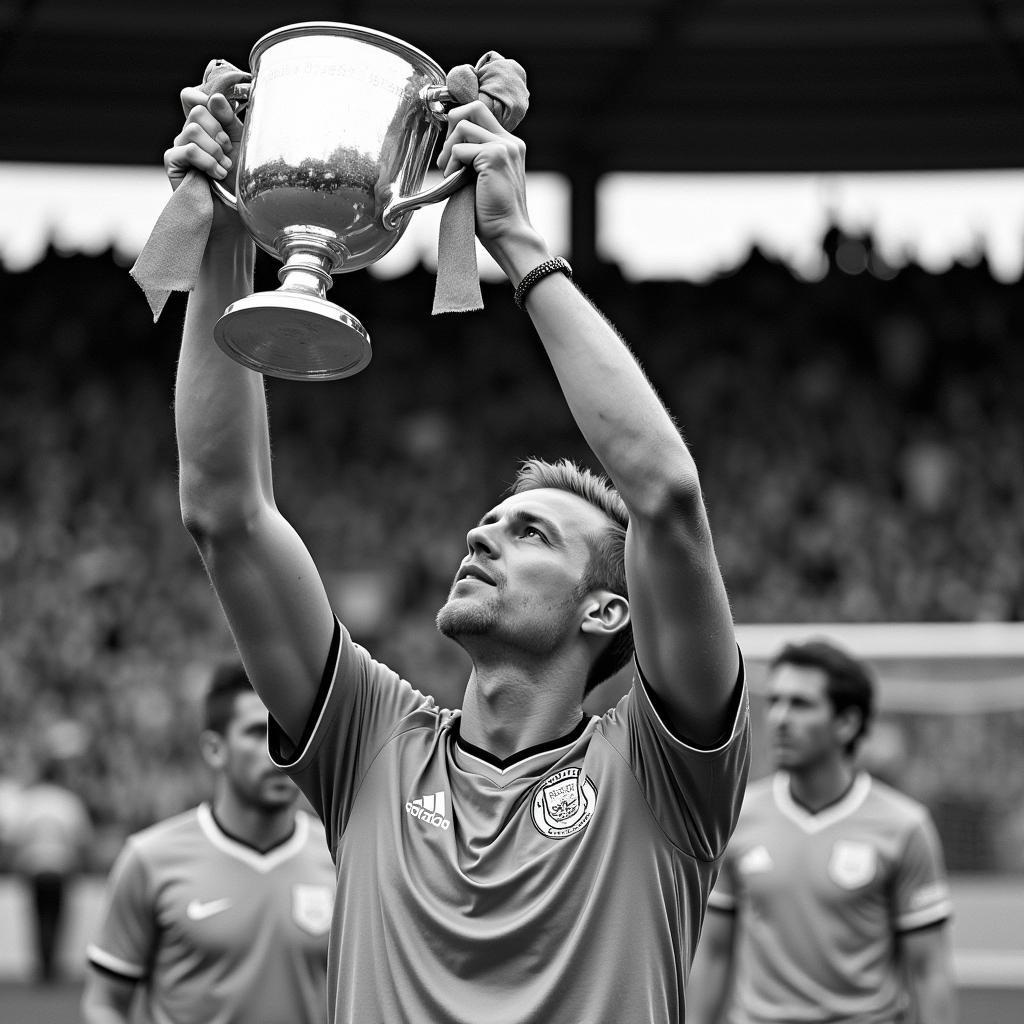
{"left": 0, "top": 231, "right": 1022, "bottom": 873}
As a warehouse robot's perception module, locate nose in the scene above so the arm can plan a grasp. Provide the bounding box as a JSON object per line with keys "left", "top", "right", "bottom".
{"left": 465, "top": 521, "right": 499, "bottom": 558}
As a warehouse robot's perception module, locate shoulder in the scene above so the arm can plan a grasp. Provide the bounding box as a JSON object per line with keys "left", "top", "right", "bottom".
{"left": 737, "top": 775, "right": 776, "bottom": 814}
{"left": 863, "top": 776, "right": 933, "bottom": 827}
{"left": 123, "top": 807, "right": 204, "bottom": 860}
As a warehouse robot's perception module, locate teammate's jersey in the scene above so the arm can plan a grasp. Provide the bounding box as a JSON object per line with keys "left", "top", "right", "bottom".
{"left": 708, "top": 771, "right": 952, "bottom": 1024}
{"left": 268, "top": 619, "right": 751, "bottom": 1024}
{"left": 86, "top": 804, "right": 335, "bottom": 1024}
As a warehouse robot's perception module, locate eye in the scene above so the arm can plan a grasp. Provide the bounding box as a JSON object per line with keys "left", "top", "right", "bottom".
{"left": 522, "top": 525, "right": 547, "bottom": 542}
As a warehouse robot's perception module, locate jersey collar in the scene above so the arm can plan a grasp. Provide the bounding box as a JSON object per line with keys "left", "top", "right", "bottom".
{"left": 451, "top": 714, "right": 591, "bottom": 778}
{"left": 198, "top": 803, "right": 309, "bottom": 873}
{"left": 773, "top": 771, "right": 872, "bottom": 834}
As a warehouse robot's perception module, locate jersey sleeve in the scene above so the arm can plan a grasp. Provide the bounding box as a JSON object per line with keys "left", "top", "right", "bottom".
{"left": 85, "top": 839, "right": 155, "bottom": 982}
{"left": 268, "top": 617, "right": 434, "bottom": 855}
{"left": 892, "top": 808, "right": 953, "bottom": 933}
{"left": 600, "top": 655, "right": 751, "bottom": 861}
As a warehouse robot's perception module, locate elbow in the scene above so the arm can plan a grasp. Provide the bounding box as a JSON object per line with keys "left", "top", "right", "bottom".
{"left": 179, "top": 466, "right": 267, "bottom": 547}
{"left": 633, "top": 458, "right": 705, "bottom": 525}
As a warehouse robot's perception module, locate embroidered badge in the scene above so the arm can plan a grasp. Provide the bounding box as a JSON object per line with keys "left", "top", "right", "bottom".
{"left": 531, "top": 767, "right": 597, "bottom": 839}
{"left": 291, "top": 883, "right": 334, "bottom": 935}
{"left": 828, "top": 840, "right": 877, "bottom": 889}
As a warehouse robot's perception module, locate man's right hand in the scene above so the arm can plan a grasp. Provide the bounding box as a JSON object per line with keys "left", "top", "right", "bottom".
{"left": 165, "top": 90, "right": 243, "bottom": 233}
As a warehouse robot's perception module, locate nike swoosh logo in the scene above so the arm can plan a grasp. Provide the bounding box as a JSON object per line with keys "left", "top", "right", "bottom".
{"left": 186, "top": 898, "right": 233, "bottom": 921}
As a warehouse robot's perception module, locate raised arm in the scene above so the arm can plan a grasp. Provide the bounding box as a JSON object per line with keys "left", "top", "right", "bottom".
{"left": 171, "top": 92, "right": 335, "bottom": 742}
{"left": 439, "top": 103, "right": 739, "bottom": 743}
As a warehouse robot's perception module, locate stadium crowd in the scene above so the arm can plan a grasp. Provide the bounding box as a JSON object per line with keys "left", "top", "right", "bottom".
{"left": 1, "top": 230, "right": 1022, "bottom": 871}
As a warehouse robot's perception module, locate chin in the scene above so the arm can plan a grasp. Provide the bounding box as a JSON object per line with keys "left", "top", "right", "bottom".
{"left": 436, "top": 596, "right": 495, "bottom": 638}
{"left": 258, "top": 792, "right": 299, "bottom": 812}
{"left": 258, "top": 778, "right": 300, "bottom": 807}
{"left": 772, "top": 752, "right": 809, "bottom": 772}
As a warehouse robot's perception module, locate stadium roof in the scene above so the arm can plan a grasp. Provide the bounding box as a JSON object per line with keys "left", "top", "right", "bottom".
{"left": 4, "top": 0, "right": 1024, "bottom": 174}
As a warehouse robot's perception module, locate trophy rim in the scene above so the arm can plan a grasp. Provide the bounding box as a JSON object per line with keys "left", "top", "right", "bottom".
{"left": 249, "top": 21, "right": 446, "bottom": 82}
{"left": 214, "top": 291, "right": 373, "bottom": 381}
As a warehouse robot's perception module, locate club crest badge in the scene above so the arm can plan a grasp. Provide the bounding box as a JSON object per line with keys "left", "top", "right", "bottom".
{"left": 828, "top": 840, "right": 877, "bottom": 889}
{"left": 532, "top": 767, "right": 597, "bottom": 839}
{"left": 291, "top": 883, "right": 334, "bottom": 935}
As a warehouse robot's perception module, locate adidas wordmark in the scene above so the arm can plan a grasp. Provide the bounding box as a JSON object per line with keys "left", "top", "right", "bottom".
{"left": 406, "top": 791, "right": 451, "bottom": 830}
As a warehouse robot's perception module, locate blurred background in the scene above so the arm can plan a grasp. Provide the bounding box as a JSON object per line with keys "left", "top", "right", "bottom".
{"left": 1, "top": 1, "right": 1024, "bottom": 1019}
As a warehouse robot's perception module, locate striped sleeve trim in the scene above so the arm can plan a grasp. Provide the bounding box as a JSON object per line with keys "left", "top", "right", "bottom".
{"left": 635, "top": 649, "right": 748, "bottom": 754}
{"left": 707, "top": 890, "right": 737, "bottom": 912}
{"left": 86, "top": 943, "right": 146, "bottom": 980}
{"left": 269, "top": 616, "right": 342, "bottom": 770}
{"left": 895, "top": 898, "right": 953, "bottom": 933}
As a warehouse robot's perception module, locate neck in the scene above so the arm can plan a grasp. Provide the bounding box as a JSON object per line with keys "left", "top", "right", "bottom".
{"left": 785, "top": 757, "right": 856, "bottom": 813}
{"left": 459, "top": 659, "right": 584, "bottom": 759}
{"left": 212, "top": 790, "right": 296, "bottom": 852}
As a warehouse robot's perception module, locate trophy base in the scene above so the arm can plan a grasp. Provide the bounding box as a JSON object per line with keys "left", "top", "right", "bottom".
{"left": 214, "top": 292, "right": 372, "bottom": 381}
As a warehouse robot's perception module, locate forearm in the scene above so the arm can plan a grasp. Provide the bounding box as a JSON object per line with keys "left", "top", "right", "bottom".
{"left": 687, "top": 967, "right": 731, "bottom": 1024}
{"left": 81, "top": 1003, "right": 131, "bottom": 1024}
{"left": 175, "top": 229, "right": 272, "bottom": 527}
{"left": 909, "top": 968, "right": 957, "bottom": 1024}
{"left": 81, "top": 976, "right": 135, "bottom": 1024}
{"left": 687, "top": 928, "right": 735, "bottom": 1024}
{"left": 494, "top": 230, "right": 697, "bottom": 514}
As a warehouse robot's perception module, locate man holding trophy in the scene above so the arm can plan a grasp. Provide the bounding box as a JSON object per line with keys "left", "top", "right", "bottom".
{"left": 169, "top": 54, "right": 750, "bottom": 1024}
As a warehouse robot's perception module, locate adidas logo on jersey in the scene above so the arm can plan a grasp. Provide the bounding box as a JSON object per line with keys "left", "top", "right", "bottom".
{"left": 406, "top": 791, "right": 451, "bottom": 830}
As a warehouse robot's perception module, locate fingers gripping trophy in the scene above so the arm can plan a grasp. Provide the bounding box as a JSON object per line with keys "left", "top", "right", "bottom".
{"left": 136, "top": 22, "right": 527, "bottom": 381}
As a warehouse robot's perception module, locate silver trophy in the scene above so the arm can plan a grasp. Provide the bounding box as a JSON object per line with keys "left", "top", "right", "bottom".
{"left": 210, "top": 22, "right": 468, "bottom": 380}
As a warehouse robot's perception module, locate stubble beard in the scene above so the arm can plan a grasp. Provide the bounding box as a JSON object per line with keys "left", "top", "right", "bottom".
{"left": 436, "top": 588, "right": 579, "bottom": 659}
{"left": 436, "top": 593, "right": 498, "bottom": 640}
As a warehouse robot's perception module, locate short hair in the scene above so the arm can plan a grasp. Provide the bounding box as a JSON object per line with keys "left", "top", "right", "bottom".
{"left": 202, "top": 661, "right": 256, "bottom": 735}
{"left": 770, "top": 638, "right": 876, "bottom": 755}
{"left": 508, "top": 458, "right": 633, "bottom": 693}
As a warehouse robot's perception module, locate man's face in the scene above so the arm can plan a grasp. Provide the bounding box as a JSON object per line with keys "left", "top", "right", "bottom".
{"left": 766, "top": 663, "right": 845, "bottom": 771}
{"left": 219, "top": 691, "right": 299, "bottom": 811}
{"left": 436, "top": 488, "right": 611, "bottom": 658}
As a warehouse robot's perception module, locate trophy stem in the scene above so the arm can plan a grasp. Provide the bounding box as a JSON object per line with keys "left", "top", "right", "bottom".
{"left": 213, "top": 227, "right": 371, "bottom": 381}
{"left": 277, "top": 229, "right": 348, "bottom": 300}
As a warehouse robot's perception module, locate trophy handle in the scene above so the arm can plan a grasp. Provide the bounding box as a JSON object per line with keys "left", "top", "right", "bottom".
{"left": 380, "top": 85, "right": 470, "bottom": 229}
{"left": 210, "top": 82, "right": 251, "bottom": 211}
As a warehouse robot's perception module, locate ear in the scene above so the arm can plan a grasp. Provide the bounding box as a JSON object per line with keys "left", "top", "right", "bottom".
{"left": 834, "top": 707, "right": 863, "bottom": 750}
{"left": 199, "top": 730, "right": 228, "bottom": 771}
{"left": 579, "top": 590, "right": 630, "bottom": 638}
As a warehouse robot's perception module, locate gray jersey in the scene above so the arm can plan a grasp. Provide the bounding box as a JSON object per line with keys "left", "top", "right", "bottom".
{"left": 270, "top": 620, "right": 750, "bottom": 1024}
{"left": 710, "top": 772, "right": 952, "bottom": 1024}
{"left": 86, "top": 805, "right": 334, "bottom": 1024}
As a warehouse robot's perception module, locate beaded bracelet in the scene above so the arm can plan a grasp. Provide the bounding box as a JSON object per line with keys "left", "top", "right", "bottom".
{"left": 513, "top": 257, "right": 573, "bottom": 310}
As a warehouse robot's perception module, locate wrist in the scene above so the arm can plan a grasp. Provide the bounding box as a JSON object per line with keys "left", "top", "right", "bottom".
{"left": 488, "top": 226, "right": 551, "bottom": 286}
{"left": 513, "top": 257, "right": 572, "bottom": 310}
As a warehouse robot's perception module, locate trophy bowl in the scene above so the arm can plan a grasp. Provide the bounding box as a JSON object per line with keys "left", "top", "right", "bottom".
{"left": 211, "top": 22, "right": 468, "bottom": 380}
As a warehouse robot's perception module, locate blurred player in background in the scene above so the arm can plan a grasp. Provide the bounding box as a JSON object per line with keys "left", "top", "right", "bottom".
{"left": 167, "top": 86, "right": 749, "bottom": 1024}
{"left": 6, "top": 753, "right": 92, "bottom": 984}
{"left": 81, "top": 663, "right": 334, "bottom": 1024}
{"left": 688, "top": 638, "right": 955, "bottom": 1024}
